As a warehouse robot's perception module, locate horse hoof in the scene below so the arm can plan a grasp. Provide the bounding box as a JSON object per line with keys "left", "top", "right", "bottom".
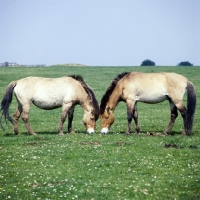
{"left": 181, "top": 133, "right": 186, "bottom": 136}
{"left": 29, "top": 133, "right": 37, "bottom": 136}
{"left": 70, "top": 131, "right": 76, "bottom": 134}
{"left": 163, "top": 132, "right": 168, "bottom": 136}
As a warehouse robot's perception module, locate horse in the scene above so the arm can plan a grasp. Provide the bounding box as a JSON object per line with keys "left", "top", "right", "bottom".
{"left": 0, "top": 75, "right": 99, "bottom": 135}
{"left": 100, "top": 72, "right": 196, "bottom": 135}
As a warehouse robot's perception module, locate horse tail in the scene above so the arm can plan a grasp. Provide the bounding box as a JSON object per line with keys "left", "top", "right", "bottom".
{"left": 0, "top": 81, "right": 17, "bottom": 126}
{"left": 185, "top": 81, "right": 196, "bottom": 135}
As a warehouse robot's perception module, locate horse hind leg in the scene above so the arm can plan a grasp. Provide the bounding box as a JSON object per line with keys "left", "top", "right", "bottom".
{"left": 13, "top": 105, "right": 22, "bottom": 135}
{"left": 175, "top": 102, "right": 187, "bottom": 135}
{"left": 164, "top": 101, "right": 178, "bottom": 135}
{"left": 21, "top": 104, "right": 36, "bottom": 135}
{"left": 166, "top": 99, "right": 187, "bottom": 135}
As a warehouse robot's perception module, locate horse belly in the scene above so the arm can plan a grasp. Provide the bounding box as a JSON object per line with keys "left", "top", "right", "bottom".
{"left": 32, "top": 93, "right": 64, "bottom": 110}
{"left": 32, "top": 100, "right": 62, "bottom": 110}
{"left": 137, "top": 93, "right": 168, "bottom": 104}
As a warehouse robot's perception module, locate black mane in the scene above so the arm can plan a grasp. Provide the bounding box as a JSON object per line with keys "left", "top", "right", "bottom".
{"left": 100, "top": 72, "right": 130, "bottom": 114}
{"left": 69, "top": 75, "right": 99, "bottom": 118}
{"left": 69, "top": 75, "right": 84, "bottom": 82}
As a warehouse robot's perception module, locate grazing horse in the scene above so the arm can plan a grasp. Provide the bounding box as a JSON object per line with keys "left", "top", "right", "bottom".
{"left": 100, "top": 72, "right": 196, "bottom": 135}
{"left": 0, "top": 75, "right": 99, "bottom": 135}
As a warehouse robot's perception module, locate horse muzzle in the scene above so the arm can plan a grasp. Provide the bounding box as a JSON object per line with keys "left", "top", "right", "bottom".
{"left": 86, "top": 127, "right": 95, "bottom": 134}
{"left": 100, "top": 127, "right": 109, "bottom": 134}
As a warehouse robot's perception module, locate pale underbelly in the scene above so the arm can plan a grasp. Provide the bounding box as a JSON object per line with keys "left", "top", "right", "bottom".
{"left": 137, "top": 95, "right": 168, "bottom": 104}
{"left": 32, "top": 100, "right": 62, "bottom": 110}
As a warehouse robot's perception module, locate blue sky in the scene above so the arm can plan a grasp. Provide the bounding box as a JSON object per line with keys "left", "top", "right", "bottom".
{"left": 0, "top": 0, "right": 200, "bottom": 66}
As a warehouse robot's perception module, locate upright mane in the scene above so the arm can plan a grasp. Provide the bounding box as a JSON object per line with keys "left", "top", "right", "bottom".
{"left": 100, "top": 72, "right": 130, "bottom": 114}
{"left": 69, "top": 75, "right": 99, "bottom": 117}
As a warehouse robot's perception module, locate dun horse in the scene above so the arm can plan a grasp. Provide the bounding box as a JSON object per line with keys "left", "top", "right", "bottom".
{"left": 100, "top": 72, "right": 196, "bottom": 135}
{"left": 0, "top": 75, "right": 99, "bottom": 135}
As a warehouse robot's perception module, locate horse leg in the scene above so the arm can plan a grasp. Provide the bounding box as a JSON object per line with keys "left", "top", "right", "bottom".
{"left": 58, "top": 102, "right": 73, "bottom": 135}
{"left": 125, "top": 100, "right": 136, "bottom": 135}
{"left": 132, "top": 104, "right": 140, "bottom": 134}
{"left": 168, "top": 99, "right": 187, "bottom": 135}
{"left": 21, "top": 104, "right": 36, "bottom": 135}
{"left": 175, "top": 102, "right": 187, "bottom": 135}
{"left": 13, "top": 105, "right": 22, "bottom": 135}
{"left": 67, "top": 107, "right": 75, "bottom": 134}
{"left": 163, "top": 101, "right": 178, "bottom": 135}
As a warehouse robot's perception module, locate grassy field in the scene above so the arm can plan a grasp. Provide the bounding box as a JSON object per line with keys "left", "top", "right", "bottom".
{"left": 0, "top": 66, "right": 200, "bottom": 199}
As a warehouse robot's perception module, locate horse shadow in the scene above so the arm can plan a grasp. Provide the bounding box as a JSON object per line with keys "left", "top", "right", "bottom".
{"left": 109, "top": 130, "right": 182, "bottom": 136}
{"left": 2, "top": 129, "right": 184, "bottom": 137}
{"left": 3, "top": 130, "right": 92, "bottom": 137}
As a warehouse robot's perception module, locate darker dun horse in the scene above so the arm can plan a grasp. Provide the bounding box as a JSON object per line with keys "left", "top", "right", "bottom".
{"left": 100, "top": 72, "right": 196, "bottom": 135}
{"left": 0, "top": 75, "right": 99, "bottom": 135}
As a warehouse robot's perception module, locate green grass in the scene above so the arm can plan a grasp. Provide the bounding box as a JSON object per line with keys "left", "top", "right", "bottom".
{"left": 0, "top": 66, "right": 200, "bottom": 199}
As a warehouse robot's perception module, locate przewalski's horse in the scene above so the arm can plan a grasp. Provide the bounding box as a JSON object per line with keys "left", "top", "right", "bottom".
{"left": 0, "top": 75, "right": 99, "bottom": 135}
{"left": 100, "top": 72, "right": 196, "bottom": 135}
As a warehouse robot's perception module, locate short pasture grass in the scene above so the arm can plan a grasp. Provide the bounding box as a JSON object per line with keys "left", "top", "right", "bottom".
{"left": 0, "top": 66, "right": 200, "bottom": 199}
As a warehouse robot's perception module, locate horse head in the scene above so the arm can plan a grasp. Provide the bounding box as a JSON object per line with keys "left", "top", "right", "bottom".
{"left": 70, "top": 75, "right": 100, "bottom": 134}
{"left": 99, "top": 72, "right": 129, "bottom": 134}
{"left": 100, "top": 106, "right": 115, "bottom": 134}
{"left": 83, "top": 108, "right": 99, "bottom": 134}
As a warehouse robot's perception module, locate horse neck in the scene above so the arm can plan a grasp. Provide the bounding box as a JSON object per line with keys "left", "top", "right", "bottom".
{"left": 107, "top": 88, "right": 121, "bottom": 111}
{"left": 79, "top": 92, "right": 93, "bottom": 113}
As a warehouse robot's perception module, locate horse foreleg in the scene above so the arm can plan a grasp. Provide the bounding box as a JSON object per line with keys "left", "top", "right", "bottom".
{"left": 13, "top": 105, "right": 22, "bottom": 135}
{"left": 21, "top": 105, "right": 36, "bottom": 135}
{"left": 58, "top": 103, "right": 73, "bottom": 135}
{"left": 125, "top": 100, "right": 136, "bottom": 135}
{"left": 67, "top": 107, "right": 75, "bottom": 134}
{"left": 164, "top": 101, "right": 178, "bottom": 135}
{"left": 126, "top": 112, "right": 132, "bottom": 135}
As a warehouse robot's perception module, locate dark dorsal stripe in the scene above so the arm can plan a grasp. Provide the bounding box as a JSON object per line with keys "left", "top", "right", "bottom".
{"left": 69, "top": 75, "right": 99, "bottom": 118}
{"left": 100, "top": 72, "right": 130, "bottom": 114}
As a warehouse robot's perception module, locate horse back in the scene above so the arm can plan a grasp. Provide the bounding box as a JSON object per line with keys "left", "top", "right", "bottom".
{"left": 120, "top": 72, "right": 188, "bottom": 103}
{"left": 13, "top": 77, "right": 83, "bottom": 109}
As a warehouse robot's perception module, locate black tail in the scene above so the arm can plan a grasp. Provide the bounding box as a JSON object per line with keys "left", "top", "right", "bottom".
{"left": 0, "top": 82, "right": 16, "bottom": 128}
{"left": 185, "top": 81, "right": 196, "bottom": 135}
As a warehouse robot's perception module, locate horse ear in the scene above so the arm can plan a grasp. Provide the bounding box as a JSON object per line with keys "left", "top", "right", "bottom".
{"left": 106, "top": 106, "right": 110, "bottom": 114}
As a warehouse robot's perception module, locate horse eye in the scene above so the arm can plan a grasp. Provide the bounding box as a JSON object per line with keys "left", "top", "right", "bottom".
{"left": 90, "top": 117, "right": 94, "bottom": 120}
{"left": 105, "top": 116, "right": 109, "bottom": 120}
